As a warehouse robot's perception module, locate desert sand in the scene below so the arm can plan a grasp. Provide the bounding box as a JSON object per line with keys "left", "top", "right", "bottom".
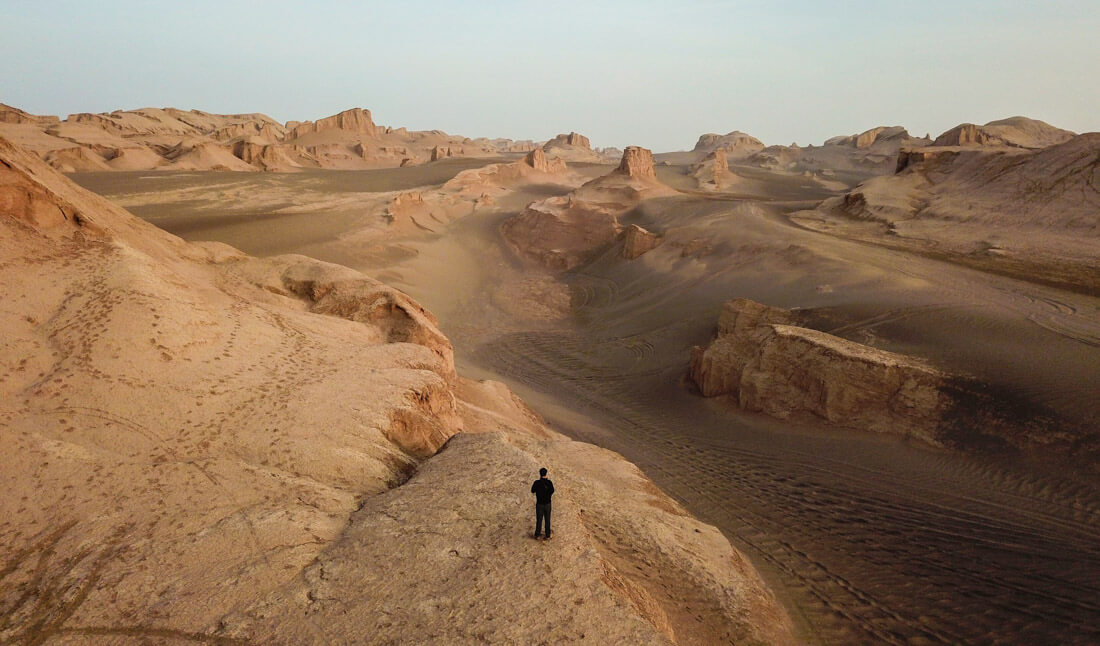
{"left": 4, "top": 103, "right": 1099, "bottom": 645}
{"left": 0, "top": 135, "right": 792, "bottom": 644}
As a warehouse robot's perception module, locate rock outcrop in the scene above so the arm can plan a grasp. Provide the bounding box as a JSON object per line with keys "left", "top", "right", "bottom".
{"left": 0, "top": 104, "right": 537, "bottom": 171}
{"left": 522, "top": 147, "right": 560, "bottom": 173}
{"left": 823, "top": 133, "right": 1100, "bottom": 285}
{"left": 541, "top": 131, "right": 602, "bottom": 162}
{"left": 0, "top": 134, "right": 794, "bottom": 645}
{"left": 932, "top": 117, "right": 1075, "bottom": 149}
{"left": 623, "top": 224, "right": 660, "bottom": 259}
{"left": 690, "top": 299, "right": 948, "bottom": 444}
{"left": 894, "top": 146, "right": 959, "bottom": 173}
{"left": 43, "top": 146, "right": 112, "bottom": 172}
{"left": 617, "top": 145, "right": 657, "bottom": 179}
{"left": 501, "top": 147, "right": 675, "bottom": 270}
{"left": 287, "top": 107, "right": 381, "bottom": 139}
{"left": 690, "top": 149, "right": 732, "bottom": 188}
{"left": 692, "top": 131, "right": 765, "bottom": 158}
{"left": 231, "top": 140, "right": 301, "bottom": 171}
{"left": 545, "top": 131, "right": 591, "bottom": 150}
{"left": 0, "top": 103, "right": 59, "bottom": 125}
{"left": 826, "top": 126, "right": 911, "bottom": 149}
{"left": 430, "top": 144, "right": 455, "bottom": 161}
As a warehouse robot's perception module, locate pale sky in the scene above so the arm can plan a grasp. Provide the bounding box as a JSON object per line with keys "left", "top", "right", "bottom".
{"left": 2, "top": 0, "right": 1097, "bottom": 151}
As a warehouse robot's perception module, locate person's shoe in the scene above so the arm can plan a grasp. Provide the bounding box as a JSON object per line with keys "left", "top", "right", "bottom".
{"left": 543, "top": 534, "right": 551, "bottom": 540}
{"left": 532, "top": 533, "right": 541, "bottom": 540}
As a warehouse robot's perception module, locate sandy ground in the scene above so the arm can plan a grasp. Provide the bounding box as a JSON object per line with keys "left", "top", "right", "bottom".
{"left": 71, "top": 162, "right": 1100, "bottom": 644}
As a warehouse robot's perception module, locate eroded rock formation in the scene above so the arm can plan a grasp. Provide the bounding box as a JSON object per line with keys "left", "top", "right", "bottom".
{"left": 617, "top": 145, "right": 657, "bottom": 179}
{"left": 932, "top": 117, "right": 1074, "bottom": 149}
{"left": 690, "top": 299, "right": 947, "bottom": 444}
{"left": 693, "top": 131, "right": 765, "bottom": 158}
{"left": 545, "top": 131, "right": 592, "bottom": 150}
{"left": 501, "top": 147, "right": 674, "bottom": 270}
{"left": 0, "top": 104, "right": 539, "bottom": 171}
{"left": 287, "top": 107, "right": 381, "bottom": 139}
{"left": 623, "top": 224, "right": 660, "bottom": 259}
{"left": 0, "top": 134, "right": 794, "bottom": 645}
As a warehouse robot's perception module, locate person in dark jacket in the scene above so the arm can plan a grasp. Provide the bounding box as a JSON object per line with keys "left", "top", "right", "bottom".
{"left": 531, "top": 467, "right": 554, "bottom": 539}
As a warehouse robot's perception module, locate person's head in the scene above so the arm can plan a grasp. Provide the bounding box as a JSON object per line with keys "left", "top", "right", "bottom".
{"left": 539, "top": 467, "right": 547, "bottom": 478}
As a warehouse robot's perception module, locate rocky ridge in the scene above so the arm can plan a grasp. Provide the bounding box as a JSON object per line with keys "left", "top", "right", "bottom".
{"left": 0, "top": 104, "right": 538, "bottom": 172}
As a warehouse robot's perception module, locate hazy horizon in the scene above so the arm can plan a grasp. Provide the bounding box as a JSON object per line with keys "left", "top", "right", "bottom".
{"left": 3, "top": 0, "right": 1098, "bottom": 151}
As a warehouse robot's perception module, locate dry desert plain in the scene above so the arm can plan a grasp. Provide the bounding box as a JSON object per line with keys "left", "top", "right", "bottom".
{"left": 3, "top": 106, "right": 1100, "bottom": 644}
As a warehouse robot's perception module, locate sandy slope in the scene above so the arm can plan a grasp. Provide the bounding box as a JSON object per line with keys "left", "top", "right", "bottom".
{"left": 1, "top": 137, "right": 792, "bottom": 644}
{"left": 85, "top": 147, "right": 1100, "bottom": 645}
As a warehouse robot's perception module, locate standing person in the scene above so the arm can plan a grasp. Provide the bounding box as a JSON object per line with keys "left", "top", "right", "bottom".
{"left": 531, "top": 467, "right": 554, "bottom": 539}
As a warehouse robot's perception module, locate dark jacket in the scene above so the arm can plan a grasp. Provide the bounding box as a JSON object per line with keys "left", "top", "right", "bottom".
{"left": 531, "top": 478, "right": 554, "bottom": 505}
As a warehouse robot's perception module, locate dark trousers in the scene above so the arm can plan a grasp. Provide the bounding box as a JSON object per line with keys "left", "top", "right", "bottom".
{"left": 535, "top": 503, "right": 551, "bottom": 537}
